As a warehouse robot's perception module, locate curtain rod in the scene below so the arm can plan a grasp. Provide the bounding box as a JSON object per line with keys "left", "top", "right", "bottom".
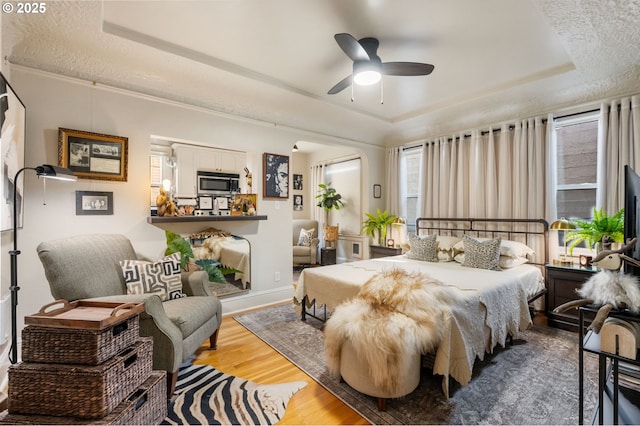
{"left": 402, "top": 118, "right": 549, "bottom": 149}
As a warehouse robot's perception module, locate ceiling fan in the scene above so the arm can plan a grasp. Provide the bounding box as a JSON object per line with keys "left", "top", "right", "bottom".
{"left": 328, "top": 33, "right": 435, "bottom": 95}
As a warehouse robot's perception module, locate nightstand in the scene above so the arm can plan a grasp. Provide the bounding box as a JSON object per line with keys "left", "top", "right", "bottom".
{"left": 320, "top": 248, "right": 336, "bottom": 265}
{"left": 369, "top": 245, "right": 403, "bottom": 259}
{"left": 546, "top": 264, "right": 599, "bottom": 331}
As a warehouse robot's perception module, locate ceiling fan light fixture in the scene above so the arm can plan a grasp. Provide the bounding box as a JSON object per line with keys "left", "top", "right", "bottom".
{"left": 353, "top": 61, "right": 381, "bottom": 86}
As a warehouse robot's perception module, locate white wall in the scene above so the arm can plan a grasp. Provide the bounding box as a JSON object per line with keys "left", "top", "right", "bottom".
{"left": 0, "top": 66, "right": 385, "bottom": 347}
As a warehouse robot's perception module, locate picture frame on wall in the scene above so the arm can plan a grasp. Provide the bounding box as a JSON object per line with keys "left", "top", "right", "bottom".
{"left": 293, "top": 194, "right": 303, "bottom": 211}
{"left": 0, "top": 72, "right": 26, "bottom": 232}
{"left": 293, "top": 174, "right": 303, "bottom": 190}
{"left": 76, "top": 190, "right": 113, "bottom": 215}
{"left": 263, "top": 153, "right": 289, "bottom": 199}
{"left": 58, "top": 128, "right": 128, "bottom": 182}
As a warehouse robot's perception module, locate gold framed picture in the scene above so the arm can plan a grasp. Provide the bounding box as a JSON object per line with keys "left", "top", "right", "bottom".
{"left": 231, "top": 194, "right": 257, "bottom": 216}
{"left": 58, "top": 128, "right": 128, "bottom": 181}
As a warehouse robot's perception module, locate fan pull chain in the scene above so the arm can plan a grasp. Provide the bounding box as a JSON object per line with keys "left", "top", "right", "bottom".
{"left": 351, "top": 79, "right": 355, "bottom": 102}
{"left": 380, "top": 79, "right": 384, "bottom": 104}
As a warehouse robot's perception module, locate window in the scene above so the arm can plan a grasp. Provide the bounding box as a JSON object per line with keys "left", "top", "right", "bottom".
{"left": 402, "top": 147, "right": 421, "bottom": 233}
{"left": 554, "top": 111, "right": 599, "bottom": 220}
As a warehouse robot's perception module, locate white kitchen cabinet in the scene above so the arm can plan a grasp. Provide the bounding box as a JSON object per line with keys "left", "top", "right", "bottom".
{"left": 172, "top": 144, "right": 246, "bottom": 198}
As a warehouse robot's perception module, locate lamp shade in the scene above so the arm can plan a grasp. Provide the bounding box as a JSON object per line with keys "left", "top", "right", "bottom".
{"left": 35, "top": 164, "right": 77, "bottom": 181}
{"left": 550, "top": 217, "right": 576, "bottom": 230}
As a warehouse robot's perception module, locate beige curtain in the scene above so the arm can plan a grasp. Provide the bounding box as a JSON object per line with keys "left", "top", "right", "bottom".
{"left": 416, "top": 118, "right": 547, "bottom": 221}
{"left": 598, "top": 95, "right": 640, "bottom": 213}
{"left": 386, "top": 147, "right": 403, "bottom": 216}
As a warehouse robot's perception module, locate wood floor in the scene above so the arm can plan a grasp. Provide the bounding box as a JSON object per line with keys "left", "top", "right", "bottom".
{"left": 192, "top": 304, "right": 369, "bottom": 425}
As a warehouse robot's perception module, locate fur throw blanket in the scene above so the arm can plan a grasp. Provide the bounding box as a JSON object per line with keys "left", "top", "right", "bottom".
{"left": 324, "top": 268, "right": 461, "bottom": 395}
{"left": 579, "top": 270, "right": 640, "bottom": 312}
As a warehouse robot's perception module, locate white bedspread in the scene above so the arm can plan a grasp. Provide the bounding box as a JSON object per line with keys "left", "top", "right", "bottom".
{"left": 293, "top": 256, "right": 544, "bottom": 396}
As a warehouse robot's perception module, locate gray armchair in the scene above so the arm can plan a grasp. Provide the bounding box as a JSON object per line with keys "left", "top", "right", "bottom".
{"left": 36, "top": 234, "right": 222, "bottom": 397}
{"left": 293, "top": 219, "right": 319, "bottom": 266}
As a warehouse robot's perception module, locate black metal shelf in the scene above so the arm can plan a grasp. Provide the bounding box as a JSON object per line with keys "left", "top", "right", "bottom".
{"left": 147, "top": 215, "right": 267, "bottom": 224}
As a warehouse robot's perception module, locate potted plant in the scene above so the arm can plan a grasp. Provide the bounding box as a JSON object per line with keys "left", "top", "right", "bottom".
{"left": 564, "top": 207, "right": 624, "bottom": 255}
{"left": 316, "top": 183, "right": 344, "bottom": 245}
{"left": 362, "top": 208, "right": 397, "bottom": 246}
{"left": 164, "top": 231, "right": 239, "bottom": 283}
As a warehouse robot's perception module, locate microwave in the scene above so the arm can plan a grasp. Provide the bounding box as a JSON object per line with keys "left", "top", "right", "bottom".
{"left": 197, "top": 171, "right": 240, "bottom": 196}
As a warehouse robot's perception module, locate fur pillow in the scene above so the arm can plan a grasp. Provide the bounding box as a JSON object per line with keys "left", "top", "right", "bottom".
{"left": 406, "top": 233, "right": 438, "bottom": 262}
{"left": 120, "top": 252, "right": 186, "bottom": 300}
{"left": 297, "top": 228, "right": 315, "bottom": 247}
{"left": 461, "top": 235, "right": 501, "bottom": 271}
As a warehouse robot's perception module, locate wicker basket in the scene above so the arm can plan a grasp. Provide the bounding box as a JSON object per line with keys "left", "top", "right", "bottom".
{"left": 8, "top": 338, "right": 153, "bottom": 419}
{"left": 21, "top": 315, "right": 139, "bottom": 365}
{"left": 0, "top": 371, "right": 167, "bottom": 424}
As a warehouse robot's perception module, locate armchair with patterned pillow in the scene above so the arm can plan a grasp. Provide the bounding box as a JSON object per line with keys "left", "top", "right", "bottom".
{"left": 293, "top": 219, "right": 319, "bottom": 266}
{"left": 36, "top": 233, "right": 222, "bottom": 398}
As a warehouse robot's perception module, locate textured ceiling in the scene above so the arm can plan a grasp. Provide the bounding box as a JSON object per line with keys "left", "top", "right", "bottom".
{"left": 2, "top": 0, "right": 640, "bottom": 146}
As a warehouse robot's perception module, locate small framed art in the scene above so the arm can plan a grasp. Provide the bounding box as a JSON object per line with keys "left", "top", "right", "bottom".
{"left": 76, "top": 191, "right": 113, "bottom": 215}
{"left": 59, "top": 128, "right": 128, "bottom": 182}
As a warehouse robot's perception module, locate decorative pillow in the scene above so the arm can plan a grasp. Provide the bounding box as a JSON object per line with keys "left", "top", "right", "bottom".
{"left": 298, "top": 228, "right": 315, "bottom": 247}
{"left": 499, "top": 255, "right": 529, "bottom": 269}
{"left": 461, "top": 235, "right": 502, "bottom": 271}
{"left": 120, "top": 252, "right": 186, "bottom": 301}
{"left": 437, "top": 236, "right": 461, "bottom": 262}
{"left": 406, "top": 233, "right": 438, "bottom": 262}
{"left": 453, "top": 237, "right": 535, "bottom": 259}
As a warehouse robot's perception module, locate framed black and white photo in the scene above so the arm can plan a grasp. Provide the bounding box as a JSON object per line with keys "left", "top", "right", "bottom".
{"left": 59, "top": 128, "right": 128, "bottom": 182}
{"left": 293, "top": 174, "right": 303, "bottom": 190}
{"left": 76, "top": 191, "right": 113, "bottom": 215}
{"left": 0, "top": 72, "right": 26, "bottom": 232}
{"left": 263, "top": 153, "right": 289, "bottom": 199}
{"left": 293, "top": 194, "right": 303, "bottom": 211}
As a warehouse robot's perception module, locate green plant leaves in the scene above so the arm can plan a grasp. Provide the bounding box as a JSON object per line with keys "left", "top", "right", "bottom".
{"left": 316, "top": 182, "right": 344, "bottom": 211}
{"left": 564, "top": 208, "right": 624, "bottom": 255}
{"left": 164, "top": 230, "right": 239, "bottom": 284}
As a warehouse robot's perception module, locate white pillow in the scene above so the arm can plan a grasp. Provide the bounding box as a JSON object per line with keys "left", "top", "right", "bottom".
{"left": 499, "top": 255, "right": 529, "bottom": 269}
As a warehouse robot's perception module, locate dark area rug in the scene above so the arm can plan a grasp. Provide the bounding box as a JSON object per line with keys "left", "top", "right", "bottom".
{"left": 235, "top": 304, "right": 599, "bottom": 425}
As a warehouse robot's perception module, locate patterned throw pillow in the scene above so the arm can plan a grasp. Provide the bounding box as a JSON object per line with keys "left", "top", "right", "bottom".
{"left": 461, "top": 235, "right": 502, "bottom": 271}
{"left": 406, "top": 233, "right": 438, "bottom": 262}
{"left": 120, "top": 252, "right": 186, "bottom": 301}
{"left": 298, "top": 228, "right": 315, "bottom": 247}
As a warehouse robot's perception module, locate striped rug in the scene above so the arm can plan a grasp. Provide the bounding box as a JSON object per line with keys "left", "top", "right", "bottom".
{"left": 163, "top": 364, "right": 307, "bottom": 425}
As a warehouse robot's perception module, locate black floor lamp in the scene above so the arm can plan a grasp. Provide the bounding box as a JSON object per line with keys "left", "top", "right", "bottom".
{"left": 9, "top": 164, "right": 76, "bottom": 364}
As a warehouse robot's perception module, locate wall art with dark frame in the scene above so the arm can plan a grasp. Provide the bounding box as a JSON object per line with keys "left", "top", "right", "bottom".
{"left": 76, "top": 190, "right": 113, "bottom": 215}
{"left": 263, "top": 152, "right": 289, "bottom": 199}
{"left": 0, "top": 73, "right": 26, "bottom": 232}
{"left": 58, "top": 128, "right": 128, "bottom": 182}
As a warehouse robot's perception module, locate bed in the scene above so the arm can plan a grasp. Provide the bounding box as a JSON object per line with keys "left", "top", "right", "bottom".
{"left": 293, "top": 217, "right": 548, "bottom": 397}
{"left": 218, "top": 237, "right": 251, "bottom": 288}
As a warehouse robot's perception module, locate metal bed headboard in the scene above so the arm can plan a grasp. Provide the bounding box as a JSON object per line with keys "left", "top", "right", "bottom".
{"left": 415, "top": 217, "right": 549, "bottom": 274}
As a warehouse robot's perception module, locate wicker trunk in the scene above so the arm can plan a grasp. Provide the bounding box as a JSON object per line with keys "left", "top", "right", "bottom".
{"left": 0, "top": 371, "right": 167, "bottom": 425}
{"left": 21, "top": 315, "right": 140, "bottom": 365}
{"left": 8, "top": 338, "right": 153, "bottom": 419}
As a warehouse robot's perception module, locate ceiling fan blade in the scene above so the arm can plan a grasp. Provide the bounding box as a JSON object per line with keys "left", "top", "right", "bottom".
{"left": 381, "top": 62, "right": 435, "bottom": 76}
{"left": 328, "top": 75, "right": 352, "bottom": 95}
{"left": 334, "top": 33, "right": 370, "bottom": 62}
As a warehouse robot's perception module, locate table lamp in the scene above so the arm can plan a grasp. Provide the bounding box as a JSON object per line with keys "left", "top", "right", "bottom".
{"left": 9, "top": 164, "right": 76, "bottom": 364}
{"left": 550, "top": 217, "right": 576, "bottom": 266}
